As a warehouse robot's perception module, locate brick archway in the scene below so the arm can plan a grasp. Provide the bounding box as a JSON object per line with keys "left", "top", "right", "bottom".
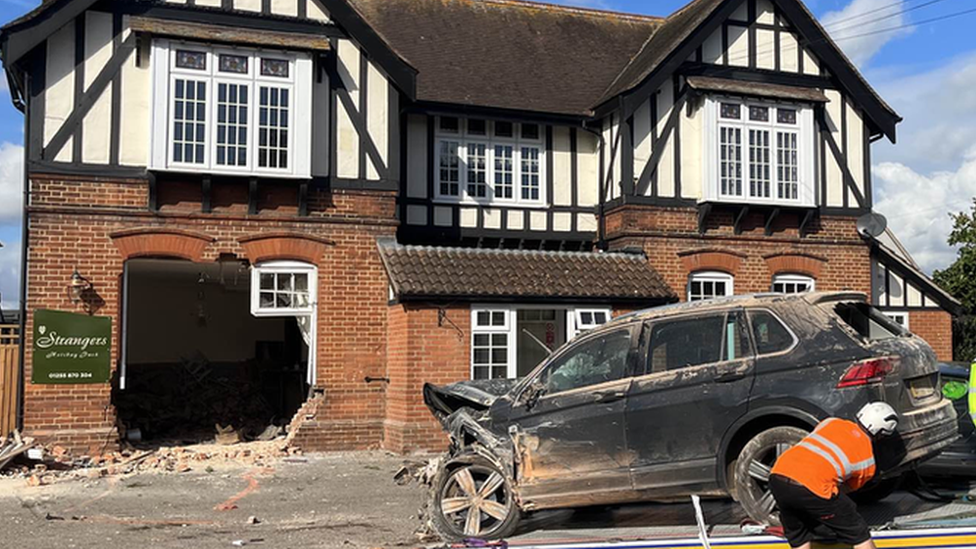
{"left": 109, "top": 228, "right": 215, "bottom": 261}
{"left": 764, "top": 252, "right": 827, "bottom": 278}
{"left": 238, "top": 232, "right": 336, "bottom": 265}
{"left": 678, "top": 248, "right": 746, "bottom": 276}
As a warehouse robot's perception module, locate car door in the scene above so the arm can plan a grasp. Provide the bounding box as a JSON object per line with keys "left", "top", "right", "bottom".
{"left": 508, "top": 324, "right": 640, "bottom": 509}
{"left": 625, "top": 309, "right": 755, "bottom": 497}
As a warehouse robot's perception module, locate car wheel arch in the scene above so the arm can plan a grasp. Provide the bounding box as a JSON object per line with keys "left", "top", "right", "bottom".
{"left": 717, "top": 406, "right": 821, "bottom": 491}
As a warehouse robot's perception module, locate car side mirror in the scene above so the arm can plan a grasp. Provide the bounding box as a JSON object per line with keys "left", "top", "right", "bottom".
{"left": 523, "top": 380, "right": 546, "bottom": 410}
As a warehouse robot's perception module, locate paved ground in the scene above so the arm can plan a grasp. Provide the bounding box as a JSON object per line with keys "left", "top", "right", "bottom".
{"left": 2, "top": 449, "right": 972, "bottom": 549}
{"left": 0, "top": 451, "right": 429, "bottom": 549}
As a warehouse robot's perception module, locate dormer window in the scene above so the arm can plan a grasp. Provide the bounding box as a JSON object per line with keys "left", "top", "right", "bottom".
{"left": 150, "top": 40, "right": 313, "bottom": 178}
{"left": 703, "top": 97, "right": 814, "bottom": 207}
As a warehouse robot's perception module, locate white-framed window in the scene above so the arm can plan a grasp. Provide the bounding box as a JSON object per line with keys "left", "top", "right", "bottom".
{"left": 882, "top": 311, "right": 909, "bottom": 329}
{"left": 250, "top": 260, "right": 316, "bottom": 316}
{"left": 471, "top": 305, "right": 611, "bottom": 380}
{"left": 771, "top": 273, "right": 815, "bottom": 294}
{"left": 703, "top": 97, "right": 814, "bottom": 207}
{"left": 435, "top": 117, "right": 545, "bottom": 206}
{"left": 250, "top": 260, "right": 317, "bottom": 384}
{"left": 471, "top": 308, "right": 512, "bottom": 380}
{"left": 151, "top": 40, "right": 313, "bottom": 178}
{"left": 688, "top": 271, "right": 734, "bottom": 301}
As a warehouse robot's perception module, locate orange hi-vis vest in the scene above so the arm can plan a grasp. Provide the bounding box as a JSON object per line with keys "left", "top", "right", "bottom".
{"left": 771, "top": 418, "right": 877, "bottom": 499}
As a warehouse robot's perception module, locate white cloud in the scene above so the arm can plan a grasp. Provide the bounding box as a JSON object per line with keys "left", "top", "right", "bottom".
{"left": 873, "top": 151, "right": 976, "bottom": 275}
{"left": 868, "top": 52, "right": 976, "bottom": 275}
{"left": 0, "top": 142, "right": 22, "bottom": 226}
{"left": 822, "top": 0, "right": 912, "bottom": 67}
{"left": 0, "top": 240, "right": 20, "bottom": 310}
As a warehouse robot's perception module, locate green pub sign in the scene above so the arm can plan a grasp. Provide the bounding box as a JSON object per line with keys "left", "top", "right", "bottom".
{"left": 32, "top": 309, "right": 111, "bottom": 384}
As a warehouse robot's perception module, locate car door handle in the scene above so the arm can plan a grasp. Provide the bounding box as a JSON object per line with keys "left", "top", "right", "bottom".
{"left": 714, "top": 371, "right": 746, "bottom": 383}
{"left": 594, "top": 390, "right": 626, "bottom": 403}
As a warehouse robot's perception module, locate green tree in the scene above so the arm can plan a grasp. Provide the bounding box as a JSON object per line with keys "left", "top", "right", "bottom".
{"left": 933, "top": 198, "right": 976, "bottom": 362}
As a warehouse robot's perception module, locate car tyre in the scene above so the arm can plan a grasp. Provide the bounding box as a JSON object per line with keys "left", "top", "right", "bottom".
{"left": 429, "top": 454, "right": 521, "bottom": 541}
{"left": 734, "top": 426, "right": 808, "bottom": 525}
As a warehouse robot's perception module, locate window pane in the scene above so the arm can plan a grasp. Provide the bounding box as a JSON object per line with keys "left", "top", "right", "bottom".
{"left": 215, "top": 82, "right": 249, "bottom": 167}
{"left": 720, "top": 103, "right": 741, "bottom": 120}
{"left": 467, "top": 119, "right": 486, "bottom": 135}
{"left": 277, "top": 274, "right": 293, "bottom": 291}
{"left": 521, "top": 123, "right": 540, "bottom": 140}
{"left": 749, "top": 129, "right": 771, "bottom": 199}
{"left": 474, "top": 348, "right": 489, "bottom": 364}
{"left": 466, "top": 143, "right": 488, "bottom": 198}
{"left": 260, "top": 273, "right": 274, "bottom": 290}
{"left": 520, "top": 146, "right": 540, "bottom": 201}
{"left": 719, "top": 127, "right": 742, "bottom": 197}
{"left": 260, "top": 58, "right": 289, "bottom": 78}
{"left": 777, "top": 108, "right": 797, "bottom": 124}
{"left": 494, "top": 121, "right": 513, "bottom": 138}
{"left": 473, "top": 333, "right": 489, "bottom": 346}
{"left": 294, "top": 273, "right": 308, "bottom": 292}
{"left": 176, "top": 50, "right": 206, "bottom": 70}
{"left": 439, "top": 116, "right": 459, "bottom": 133}
{"left": 543, "top": 330, "right": 631, "bottom": 394}
{"left": 580, "top": 312, "right": 593, "bottom": 325}
{"left": 777, "top": 131, "right": 799, "bottom": 200}
{"left": 439, "top": 141, "right": 460, "bottom": 196}
{"left": 219, "top": 54, "right": 248, "bottom": 74}
{"left": 494, "top": 145, "right": 514, "bottom": 199}
{"left": 689, "top": 275, "right": 731, "bottom": 301}
{"left": 258, "top": 86, "right": 290, "bottom": 169}
{"left": 172, "top": 79, "right": 206, "bottom": 164}
{"left": 259, "top": 292, "right": 274, "bottom": 308}
{"left": 476, "top": 311, "right": 490, "bottom": 326}
{"left": 276, "top": 293, "right": 293, "bottom": 308}
{"left": 648, "top": 316, "right": 725, "bottom": 373}
{"left": 750, "top": 311, "right": 794, "bottom": 354}
{"left": 491, "top": 311, "right": 506, "bottom": 326}
{"left": 749, "top": 106, "right": 769, "bottom": 122}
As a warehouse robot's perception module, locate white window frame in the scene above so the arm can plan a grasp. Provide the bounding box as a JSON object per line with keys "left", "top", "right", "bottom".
{"left": 470, "top": 304, "right": 611, "bottom": 380}
{"left": 151, "top": 39, "right": 313, "bottom": 179}
{"left": 771, "top": 273, "right": 815, "bottom": 294}
{"left": 435, "top": 117, "right": 547, "bottom": 207}
{"left": 688, "top": 271, "right": 734, "bottom": 301}
{"left": 250, "top": 260, "right": 317, "bottom": 384}
{"left": 882, "top": 311, "right": 909, "bottom": 329}
{"left": 570, "top": 308, "right": 612, "bottom": 338}
{"left": 703, "top": 96, "right": 815, "bottom": 207}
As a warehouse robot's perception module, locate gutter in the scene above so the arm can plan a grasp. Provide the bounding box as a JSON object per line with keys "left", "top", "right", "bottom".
{"left": 16, "top": 67, "right": 29, "bottom": 432}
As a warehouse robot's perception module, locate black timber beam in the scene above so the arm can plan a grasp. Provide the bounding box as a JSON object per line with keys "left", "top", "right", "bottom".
{"left": 764, "top": 207, "right": 780, "bottom": 236}
{"left": 634, "top": 90, "right": 687, "bottom": 196}
{"left": 42, "top": 32, "right": 136, "bottom": 161}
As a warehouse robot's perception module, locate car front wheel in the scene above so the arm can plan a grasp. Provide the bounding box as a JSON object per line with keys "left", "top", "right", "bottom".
{"left": 429, "top": 455, "right": 521, "bottom": 541}
{"left": 734, "top": 426, "right": 808, "bottom": 525}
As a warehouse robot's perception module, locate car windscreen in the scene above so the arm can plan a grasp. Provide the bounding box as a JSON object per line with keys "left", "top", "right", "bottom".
{"left": 832, "top": 301, "right": 905, "bottom": 341}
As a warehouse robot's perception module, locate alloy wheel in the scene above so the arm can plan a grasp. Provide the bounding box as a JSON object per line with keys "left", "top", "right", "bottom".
{"left": 743, "top": 442, "right": 791, "bottom": 519}
{"left": 439, "top": 464, "right": 512, "bottom": 538}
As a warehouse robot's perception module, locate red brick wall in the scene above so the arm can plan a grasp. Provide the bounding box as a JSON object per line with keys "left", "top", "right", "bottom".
{"left": 606, "top": 206, "right": 872, "bottom": 299}
{"left": 24, "top": 173, "right": 397, "bottom": 454}
{"left": 384, "top": 304, "right": 470, "bottom": 453}
{"left": 909, "top": 310, "right": 953, "bottom": 362}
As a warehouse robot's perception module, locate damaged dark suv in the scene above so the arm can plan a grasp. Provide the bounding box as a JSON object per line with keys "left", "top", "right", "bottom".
{"left": 423, "top": 292, "right": 959, "bottom": 540}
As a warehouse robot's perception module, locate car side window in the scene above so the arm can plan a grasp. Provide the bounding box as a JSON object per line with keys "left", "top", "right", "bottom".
{"left": 648, "top": 314, "right": 722, "bottom": 373}
{"left": 748, "top": 310, "right": 794, "bottom": 355}
{"left": 541, "top": 329, "right": 632, "bottom": 394}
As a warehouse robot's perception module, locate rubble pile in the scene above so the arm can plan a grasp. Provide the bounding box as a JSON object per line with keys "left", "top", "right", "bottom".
{"left": 0, "top": 430, "right": 303, "bottom": 486}
{"left": 113, "top": 358, "right": 297, "bottom": 443}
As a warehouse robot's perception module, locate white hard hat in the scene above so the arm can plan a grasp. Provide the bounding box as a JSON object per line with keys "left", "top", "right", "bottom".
{"left": 857, "top": 401, "right": 898, "bottom": 437}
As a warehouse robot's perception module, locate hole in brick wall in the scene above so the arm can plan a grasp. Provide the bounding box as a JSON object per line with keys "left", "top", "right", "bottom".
{"left": 113, "top": 258, "right": 311, "bottom": 446}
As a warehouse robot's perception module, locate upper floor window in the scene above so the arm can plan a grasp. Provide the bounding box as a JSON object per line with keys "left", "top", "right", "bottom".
{"left": 151, "top": 40, "right": 313, "bottom": 178}
{"left": 704, "top": 97, "right": 814, "bottom": 207}
{"left": 771, "top": 273, "right": 815, "bottom": 294}
{"left": 436, "top": 117, "right": 545, "bottom": 206}
{"left": 688, "top": 271, "right": 733, "bottom": 302}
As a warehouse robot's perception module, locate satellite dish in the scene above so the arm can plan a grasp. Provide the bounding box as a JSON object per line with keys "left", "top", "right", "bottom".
{"left": 856, "top": 212, "right": 887, "bottom": 239}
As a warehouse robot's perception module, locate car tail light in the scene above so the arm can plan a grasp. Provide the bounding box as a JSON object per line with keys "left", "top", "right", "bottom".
{"left": 837, "top": 357, "right": 898, "bottom": 388}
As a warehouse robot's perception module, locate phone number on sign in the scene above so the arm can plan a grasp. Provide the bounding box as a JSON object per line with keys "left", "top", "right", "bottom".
{"left": 47, "top": 372, "right": 94, "bottom": 379}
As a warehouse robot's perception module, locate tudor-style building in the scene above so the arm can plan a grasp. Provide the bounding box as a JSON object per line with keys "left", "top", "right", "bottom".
{"left": 1, "top": 0, "right": 959, "bottom": 453}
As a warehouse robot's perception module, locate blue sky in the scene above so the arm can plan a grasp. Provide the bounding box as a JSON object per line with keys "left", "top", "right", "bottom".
{"left": 0, "top": 0, "right": 975, "bottom": 308}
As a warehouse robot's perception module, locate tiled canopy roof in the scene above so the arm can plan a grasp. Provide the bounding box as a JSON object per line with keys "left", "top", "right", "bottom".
{"left": 377, "top": 240, "right": 677, "bottom": 303}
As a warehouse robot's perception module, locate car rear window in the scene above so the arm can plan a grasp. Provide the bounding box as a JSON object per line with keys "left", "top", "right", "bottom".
{"left": 833, "top": 302, "right": 903, "bottom": 341}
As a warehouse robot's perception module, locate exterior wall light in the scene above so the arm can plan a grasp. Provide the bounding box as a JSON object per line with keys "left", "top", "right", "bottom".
{"left": 68, "top": 269, "right": 92, "bottom": 303}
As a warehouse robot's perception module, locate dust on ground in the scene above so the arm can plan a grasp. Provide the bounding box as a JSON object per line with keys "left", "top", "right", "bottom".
{"left": 0, "top": 449, "right": 429, "bottom": 549}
